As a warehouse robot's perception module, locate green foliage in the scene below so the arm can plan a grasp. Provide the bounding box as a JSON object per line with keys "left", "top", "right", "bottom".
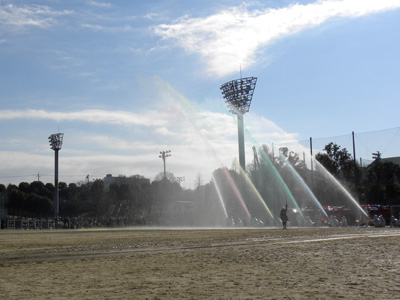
{"left": 315, "top": 142, "right": 355, "bottom": 179}
{"left": 3, "top": 142, "right": 400, "bottom": 222}
{"left": 7, "top": 188, "right": 26, "bottom": 215}
{"left": 313, "top": 143, "right": 359, "bottom": 205}
{"left": 90, "top": 180, "right": 109, "bottom": 216}
{"left": 364, "top": 159, "right": 400, "bottom": 205}
{"left": 25, "top": 193, "right": 53, "bottom": 217}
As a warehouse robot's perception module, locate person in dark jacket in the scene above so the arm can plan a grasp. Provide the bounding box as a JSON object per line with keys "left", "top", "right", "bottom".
{"left": 280, "top": 204, "right": 288, "bottom": 229}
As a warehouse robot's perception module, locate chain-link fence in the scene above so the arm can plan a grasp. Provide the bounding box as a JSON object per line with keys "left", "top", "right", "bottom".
{"left": 271, "top": 126, "right": 400, "bottom": 167}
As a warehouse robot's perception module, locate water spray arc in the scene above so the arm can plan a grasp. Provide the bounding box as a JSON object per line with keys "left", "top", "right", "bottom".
{"left": 277, "top": 152, "right": 328, "bottom": 219}
{"left": 154, "top": 78, "right": 370, "bottom": 227}
{"left": 164, "top": 83, "right": 253, "bottom": 223}
{"left": 211, "top": 174, "right": 229, "bottom": 220}
{"left": 312, "top": 158, "right": 369, "bottom": 218}
{"left": 256, "top": 146, "right": 298, "bottom": 211}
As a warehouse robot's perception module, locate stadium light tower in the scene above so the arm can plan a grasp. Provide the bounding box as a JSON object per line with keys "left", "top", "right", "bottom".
{"left": 49, "top": 133, "right": 64, "bottom": 223}
{"left": 177, "top": 176, "right": 185, "bottom": 186}
{"left": 220, "top": 77, "right": 257, "bottom": 171}
{"left": 159, "top": 150, "right": 171, "bottom": 180}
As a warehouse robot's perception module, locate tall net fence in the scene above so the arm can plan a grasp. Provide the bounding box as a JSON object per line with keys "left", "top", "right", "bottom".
{"left": 271, "top": 126, "right": 400, "bottom": 167}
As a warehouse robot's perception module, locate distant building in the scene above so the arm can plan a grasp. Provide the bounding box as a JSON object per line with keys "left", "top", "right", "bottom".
{"left": 381, "top": 156, "right": 400, "bottom": 166}
{"left": 103, "top": 174, "right": 150, "bottom": 191}
{"left": 361, "top": 156, "right": 400, "bottom": 181}
{"left": 362, "top": 156, "right": 400, "bottom": 168}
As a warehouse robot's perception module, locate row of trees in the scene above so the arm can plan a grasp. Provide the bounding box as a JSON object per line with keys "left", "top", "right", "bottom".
{"left": 1, "top": 172, "right": 216, "bottom": 224}
{"left": 1, "top": 179, "right": 157, "bottom": 220}
{"left": 267, "top": 142, "right": 400, "bottom": 206}
{"left": 1, "top": 142, "right": 399, "bottom": 223}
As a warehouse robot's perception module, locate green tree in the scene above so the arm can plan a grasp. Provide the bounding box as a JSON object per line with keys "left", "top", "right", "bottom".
{"left": 315, "top": 142, "right": 356, "bottom": 181}
{"left": 154, "top": 171, "right": 176, "bottom": 182}
{"left": 90, "top": 180, "right": 108, "bottom": 216}
{"left": 18, "top": 182, "right": 30, "bottom": 194}
{"left": 108, "top": 182, "right": 131, "bottom": 216}
{"left": 365, "top": 159, "right": 400, "bottom": 205}
{"left": 25, "top": 193, "right": 53, "bottom": 217}
{"left": 61, "top": 183, "right": 80, "bottom": 216}
{"left": 278, "top": 147, "right": 302, "bottom": 167}
{"left": 77, "top": 184, "right": 90, "bottom": 215}
{"left": 30, "top": 181, "right": 53, "bottom": 199}
{"left": 7, "top": 189, "right": 26, "bottom": 216}
{"left": 149, "top": 178, "right": 182, "bottom": 225}
{"left": 314, "top": 143, "right": 360, "bottom": 206}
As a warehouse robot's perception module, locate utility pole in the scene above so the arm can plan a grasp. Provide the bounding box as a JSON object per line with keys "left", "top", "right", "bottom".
{"left": 159, "top": 150, "right": 171, "bottom": 180}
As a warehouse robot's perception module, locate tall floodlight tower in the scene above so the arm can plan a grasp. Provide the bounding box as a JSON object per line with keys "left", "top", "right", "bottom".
{"left": 48, "top": 133, "right": 64, "bottom": 222}
{"left": 159, "top": 150, "right": 171, "bottom": 180}
{"left": 220, "top": 77, "right": 257, "bottom": 171}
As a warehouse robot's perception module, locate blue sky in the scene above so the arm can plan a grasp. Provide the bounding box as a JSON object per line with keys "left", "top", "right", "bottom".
{"left": 1, "top": 0, "right": 400, "bottom": 188}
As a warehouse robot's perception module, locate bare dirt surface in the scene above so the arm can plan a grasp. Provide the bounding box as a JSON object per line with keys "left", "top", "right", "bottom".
{"left": 1, "top": 227, "right": 400, "bottom": 299}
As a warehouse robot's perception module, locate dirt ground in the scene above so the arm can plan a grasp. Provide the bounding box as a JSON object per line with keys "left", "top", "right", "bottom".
{"left": 1, "top": 227, "right": 400, "bottom": 300}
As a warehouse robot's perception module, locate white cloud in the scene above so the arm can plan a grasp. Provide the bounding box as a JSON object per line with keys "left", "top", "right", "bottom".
{"left": 154, "top": 0, "right": 400, "bottom": 77}
{"left": 87, "top": 1, "right": 112, "bottom": 8}
{"left": 0, "top": 105, "right": 301, "bottom": 187}
{"left": 0, "top": 109, "right": 167, "bottom": 127}
{"left": 144, "top": 12, "right": 162, "bottom": 20}
{"left": 0, "top": 78, "right": 305, "bottom": 188}
{"left": 0, "top": 3, "right": 72, "bottom": 30}
{"left": 86, "top": 136, "right": 158, "bottom": 152}
{"left": 246, "top": 114, "right": 299, "bottom": 146}
{"left": 81, "top": 23, "right": 133, "bottom": 32}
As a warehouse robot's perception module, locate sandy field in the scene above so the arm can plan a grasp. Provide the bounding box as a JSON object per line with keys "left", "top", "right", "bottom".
{"left": 1, "top": 227, "right": 400, "bottom": 300}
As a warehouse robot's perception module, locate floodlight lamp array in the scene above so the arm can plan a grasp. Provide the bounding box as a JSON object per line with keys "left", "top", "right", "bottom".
{"left": 48, "top": 133, "right": 64, "bottom": 151}
{"left": 159, "top": 150, "right": 171, "bottom": 159}
{"left": 220, "top": 77, "right": 257, "bottom": 114}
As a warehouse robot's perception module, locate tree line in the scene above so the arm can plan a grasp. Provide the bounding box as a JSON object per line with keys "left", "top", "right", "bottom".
{"left": 273, "top": 142, "right": 400, "bottom": 206}
{"left": 1, "top": 142, "right": 399, "bottom": 223}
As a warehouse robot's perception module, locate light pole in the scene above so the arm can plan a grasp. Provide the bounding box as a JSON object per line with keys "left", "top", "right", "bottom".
{"left": 220, "top": 77, "right": 257, "bottom": 171}
{"left": 177, "top": 176, "right": 185, "bottom": 186}
{"left": 48, "top": 133, "right": 64, "bottom": 224}
{"left": 159, "top": 150, "right": 171, "bottom": 180}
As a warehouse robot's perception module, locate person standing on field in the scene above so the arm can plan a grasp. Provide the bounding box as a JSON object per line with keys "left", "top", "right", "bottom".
{"left": 280, "top": 204, "right": 288, "bottom": 229}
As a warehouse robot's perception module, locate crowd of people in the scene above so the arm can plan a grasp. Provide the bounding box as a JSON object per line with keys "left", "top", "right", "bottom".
{"left": 2, "top": 205, "right": 400, "bottom": 229}
{"left": 1, "top": 215, "right": 148, "bottom": 230}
